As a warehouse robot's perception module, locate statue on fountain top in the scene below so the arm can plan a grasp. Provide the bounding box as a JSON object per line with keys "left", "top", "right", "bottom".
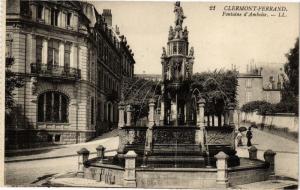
{"left": 174, "top": 1, "right": 186, "bottom": 29}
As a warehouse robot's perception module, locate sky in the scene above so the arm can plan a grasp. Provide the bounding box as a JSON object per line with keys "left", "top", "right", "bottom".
{"left": 92, "top": 1, "right": 299, "bottom": 74}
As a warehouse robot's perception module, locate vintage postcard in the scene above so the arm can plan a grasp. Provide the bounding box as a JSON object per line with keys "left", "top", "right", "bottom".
{"left": 1, "top": 0, "right": 299, "bottom": 188}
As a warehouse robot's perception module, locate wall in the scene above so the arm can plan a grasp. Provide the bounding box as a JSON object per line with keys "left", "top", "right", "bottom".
{"left": 237, "top": 75, "right": 263, "bottom": 108}
{"left": 241, "top": 112, "right": 298, "bottom": 133}
{"left": 263, "top": 90, "right": 281, "bottom": 104}
{"left": 136, "top": 169, "right": 217, "bottom": 188}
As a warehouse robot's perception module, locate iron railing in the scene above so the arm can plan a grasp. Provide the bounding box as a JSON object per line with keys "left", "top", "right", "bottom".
{"left": 31, "top": 63, "right": 81, "bottom": 80}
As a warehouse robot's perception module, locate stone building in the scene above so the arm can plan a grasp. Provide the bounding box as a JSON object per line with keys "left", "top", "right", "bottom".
{"left": 236, "top": 64, "right": 282, "bottom": 109}
{"left": 5, "top": 0, "right": 135, "bottom": 149}
{"left": 135, "top": 73, "right": 162, "bottom": 82}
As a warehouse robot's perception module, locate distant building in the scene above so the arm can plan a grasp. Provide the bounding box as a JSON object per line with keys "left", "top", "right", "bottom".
{"left": 5, "top": 0, "right": 135, "bottom": 149}
{"left": 135, "top": 74, "right": 162, "bottom": 82}
{"left": 236, "top": 63, "right": 282, "bottom": 109}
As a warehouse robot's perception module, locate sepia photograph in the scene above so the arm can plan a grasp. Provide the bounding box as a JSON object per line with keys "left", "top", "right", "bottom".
{"left": 2, "top": 0, "right": 299, "bottom": 188}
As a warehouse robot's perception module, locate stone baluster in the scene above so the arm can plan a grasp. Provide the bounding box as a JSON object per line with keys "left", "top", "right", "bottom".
{"left": 96, "top": 145, "right": 106, "bottom": 163}
{"left": 123, "top": 151, "right": 137, "bottom": 187}
{"left": 118, "top": 101, "right": 125, "bottom": 128}
{"left": 248, "top": 146, "right": 257, "bottom": 160}
{"left": 77, "top": 148, "right": 90, "bottom": 178}
{"left": 215, "top": 151, "right": 229, "bottom": 188}
{"left": 126, "top": 105, "right": 133, "bottom": 126}
{"left": 264, "top": 149, "right": 276, "bottom": 176}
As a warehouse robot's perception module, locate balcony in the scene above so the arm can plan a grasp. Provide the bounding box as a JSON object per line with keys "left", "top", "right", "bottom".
{"left": 31, "top": 63, "right": 81, "bottom": 81}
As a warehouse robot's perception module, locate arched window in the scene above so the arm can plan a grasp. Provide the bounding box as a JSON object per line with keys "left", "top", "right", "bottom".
{"left": 38, "top": 91, "right": 69, "bottom": 123}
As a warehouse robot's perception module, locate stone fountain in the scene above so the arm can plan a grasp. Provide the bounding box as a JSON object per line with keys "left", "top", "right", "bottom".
{"left": 77, "top": 2, "right": 277, "bottom": 188}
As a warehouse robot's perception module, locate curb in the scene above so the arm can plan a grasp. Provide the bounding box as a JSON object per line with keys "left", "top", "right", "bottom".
{"left": 238, "top": 147, "right": 298, "bottom": 155}
{"left": 5, "top": 149, "right": 118, "bottom": 163}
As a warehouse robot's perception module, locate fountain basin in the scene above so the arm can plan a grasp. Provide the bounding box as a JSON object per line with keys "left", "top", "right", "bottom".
{"left": 82, "top": 157, "right": 271, "bottom": 188}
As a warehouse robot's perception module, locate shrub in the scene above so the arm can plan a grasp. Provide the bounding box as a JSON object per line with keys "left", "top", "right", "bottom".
{"left": 240, "top": 101, "right": 273, "bottom": 114}
{"left": 241, "top": 100, "right": 298, "bottom": 115}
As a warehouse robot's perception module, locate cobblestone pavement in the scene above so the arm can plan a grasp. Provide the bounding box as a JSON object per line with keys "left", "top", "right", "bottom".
{"left": 236, "top": 127, "right": 298, "bottom": 179}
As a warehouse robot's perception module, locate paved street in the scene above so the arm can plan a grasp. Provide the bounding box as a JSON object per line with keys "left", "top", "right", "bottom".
{"left": 5, "top": 127, "right": 299, "bottom": 186}
{"left": 5, "top": 130, "right": 119, "bottom": 186}
{"left": 236, "top": 126, "right": 298, "bottom": 179}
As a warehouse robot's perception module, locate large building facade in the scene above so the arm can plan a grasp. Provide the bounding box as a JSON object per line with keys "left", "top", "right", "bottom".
{"left": 236, "top": 64, "right": 282, "bottom": 109}
{"left": 5, "top": 0, "right": 135, "bottom": 149}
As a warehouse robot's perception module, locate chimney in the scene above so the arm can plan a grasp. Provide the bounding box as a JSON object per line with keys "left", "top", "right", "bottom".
{"left": 102, "top": 9, "right": 112, "bottom": 27}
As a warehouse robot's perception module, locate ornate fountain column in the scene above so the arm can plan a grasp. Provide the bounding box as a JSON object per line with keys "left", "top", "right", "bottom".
{"left": 196, "top": 98, "right": 206, "bottom": 151}
{"left": 160, "top": 101, "right": 165, "bottom": 125}
{"left": 171, "top": 98, "right": 178, "bottom": 126}
{"left": 126, "top": 105, "right": 133, "bottom": 126}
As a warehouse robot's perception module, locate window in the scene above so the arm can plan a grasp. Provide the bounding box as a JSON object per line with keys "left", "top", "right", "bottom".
{"left": 38, "top": 91, "right": 69, "bottom": 123}
{"left": 20, "top": 0, "right": 30, "bottom": 16}
{"left": 6, "top": 33, "right": 13, "bottom": 58}
{"left": 67, "top": 12, "right": 72, "bottom": 26}
{"left": 97, "top": 102, "right": 102, "bottom": 122}
{"left": 178, "top": 42, "right": 185, "bottom": 54}
{"left": 173, "top": 43, "right": 177, "bottom": 54}
{"left": 37, "top": 4, "right": 43, "bottom": 19}
{"left": 64, "top": 43, "right": 71, "bottom": 70}
{"left": 48, "top": 40, "right": 59, "bottom": 68}
{"left": 91, "top": 97, "right": 94, "bottom": 125}
{"left": 246, "top": 79, "right": 252, "bottom": 88}
{"left": 55, "top": 135, "right": 61, "bottom": 142}
{"left": 51, "top": 9, "right": 59, "bottom": 26}
{"left": 36, "top": 37, "right": 43, "bottom": 64}
{"left": 246, "top": 91, "right": 252, "bottom": 102}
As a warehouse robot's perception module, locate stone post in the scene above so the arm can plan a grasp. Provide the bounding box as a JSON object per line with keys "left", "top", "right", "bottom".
{"left": 118, "top": 101, "right": 125, "bottom": 128}
{"left": 248, "top": 146, "right": 257, "bottom": 160}
{"left": 126, "top": 105, "right": 133, "bottom": 126}
{"left": 215, "top": 151, "right": 229, "bottom": 188}
{"left": 196, "top": 98, "right": 206, "bottom": 151}
{"left": 155, "top": 107, "right": 161, "bottom": 126}
{"left": 124, "top": 151, "right": 137, "bottom": 187}
{"left": 160, "top": 101, "right": 165, "bottom": 125}
{"left": 148, "top": 98, "right": 156, "bottom": 127}
{"left": 77, "top": 148, "right": 90, "bottom": 178}
{"left": 197, "top": 98, "right": 206, "bottom": 127}
{"left": 224, "top": 109, "right": 229, "bottom": 126}
{"left": 96, "top": 145, "right": 106, "bottom": 163}
{"left": 228, "top": 103, "right": 235, "bottom": 127}
{"left": 264, "top": 149, "right": 276, "bottom": 176}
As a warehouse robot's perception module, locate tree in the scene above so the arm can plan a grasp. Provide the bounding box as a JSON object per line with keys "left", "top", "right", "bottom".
{"left": 121, "top": 77, "right": 161, "bottom": 121}
{"left": 5, "top": 57, "right": 24, "bottom": 113}
{"left": 192, "top": 69, "right": 238, "bottom": 116}
{"left": 282, "top": 38, "right": 299, "bottom": 102}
